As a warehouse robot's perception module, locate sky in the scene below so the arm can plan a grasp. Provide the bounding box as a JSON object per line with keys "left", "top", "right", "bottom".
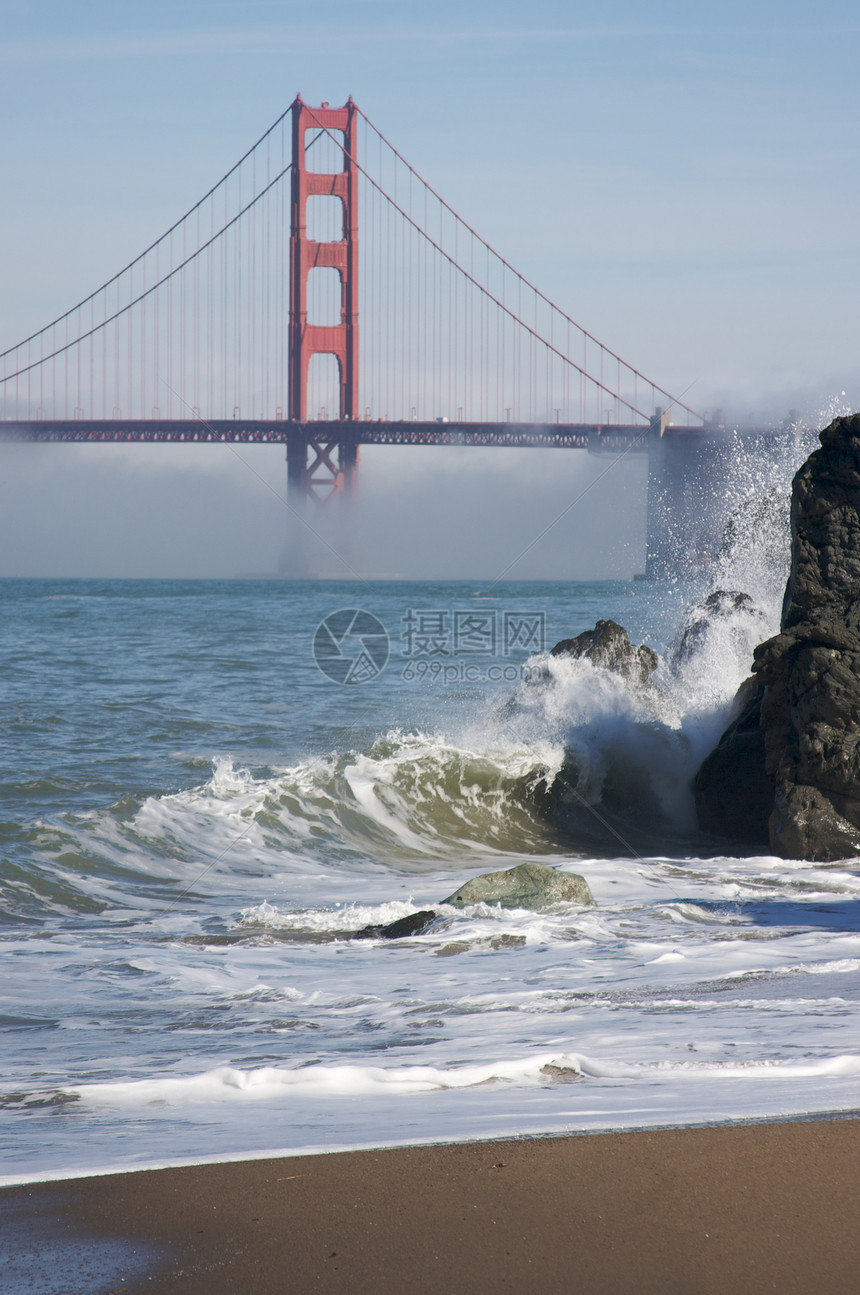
{"left": 1, "top": 0, "right": 858, "bottom": 579}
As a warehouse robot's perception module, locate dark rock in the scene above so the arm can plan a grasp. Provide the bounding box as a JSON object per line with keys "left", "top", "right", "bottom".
{"left": 753, "top": 414, "right": 860, "bottom": 859}
{"left": 354, "top": 909, "right": 438, "bottom": 939}
{"left": 529, "top": 746, "right": 666, "bottom": 854}
{"left": 540, "top": 1062, "right": 582, "bottom": 1083}
{"left": 694, "top": 413, "right": 860, "bottom": 860}
{"left": 692, "top": 676, "right": 771, "bottom": 842}
{"left": 442, "top": 862, "right": 594, "bottom": 910}
{"left": 551, "top": 619, "right": 658, "bottom": 688}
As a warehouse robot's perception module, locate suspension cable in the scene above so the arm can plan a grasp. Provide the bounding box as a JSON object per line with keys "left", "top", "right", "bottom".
{"left": 0, "top": 105, "right": 295, "bottom": 363}
{"left": 1, "top": 163, "right": 294, "bottom": 386}
{"left": 354, "top": 106, "right": 701, "bottom": 424}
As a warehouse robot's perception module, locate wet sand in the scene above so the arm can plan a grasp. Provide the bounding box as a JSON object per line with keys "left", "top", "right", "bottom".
{"left": 3, "top": 1118, "right": 860, "bottom": 1293}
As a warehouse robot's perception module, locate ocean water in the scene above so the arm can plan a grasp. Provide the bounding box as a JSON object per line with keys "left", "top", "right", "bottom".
{"left": 3, "top": 547, "right": 860, "bottom": 1184}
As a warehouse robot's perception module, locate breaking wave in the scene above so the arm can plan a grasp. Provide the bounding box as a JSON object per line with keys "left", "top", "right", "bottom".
{"left": 3, "top": 418, "right": 823, "bottom": 924}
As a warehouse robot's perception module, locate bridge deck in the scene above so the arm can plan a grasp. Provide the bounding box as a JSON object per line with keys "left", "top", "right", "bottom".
{"left": 0, "top": 419, "right": 711, "bottom": 451}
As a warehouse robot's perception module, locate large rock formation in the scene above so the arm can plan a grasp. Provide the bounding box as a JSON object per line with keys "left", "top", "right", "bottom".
{"left": 692, "top": 674, "right": 771, "bottom": 845}
{"left": 695, "top": 414, "right": 860, "bottom": 860}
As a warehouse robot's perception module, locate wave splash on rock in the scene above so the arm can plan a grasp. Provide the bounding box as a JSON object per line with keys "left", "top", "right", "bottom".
{"left": 511, "top": 416, "right": 860, "bottom": 859}
{"left": 696, "top": 413, "right": 860, "bottom": 861}
{"left": 505, "top": 593, "right": 779, "bottom": 856}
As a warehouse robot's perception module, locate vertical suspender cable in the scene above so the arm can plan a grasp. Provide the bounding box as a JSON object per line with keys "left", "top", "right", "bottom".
{"left": 180, "top": 217, "right": 186, "bottom": 417}
{"left": 129, "top": 264, "right": 134, "bottom": 417}
{"left": 142, "top": 247, "right": 148, "bottom": 415}
{"left": 89, "top": 299, "right": 94, "bottom": 418}
{"left": 194, "top": 205, "right": 200, "bottom": 414}
{"left": 250, "top": 147, "right": 256, "bottom": 418}
{"left": 235, "top": 170, "right": 241, "bottom": 417}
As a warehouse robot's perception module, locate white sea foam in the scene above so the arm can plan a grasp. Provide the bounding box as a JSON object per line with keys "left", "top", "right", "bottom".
{"left": 67, "top": 1049, "right": 860, "bottom": 1111}
{"left": 238, "top": 897, "right": 425, "bottom": 933}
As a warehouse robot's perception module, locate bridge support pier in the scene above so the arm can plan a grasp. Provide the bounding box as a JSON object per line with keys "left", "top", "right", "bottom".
{"left": 339, "top": 441, "right": 358, "bottom": 495}
{"left": 643, "top": 410, "right": 736, "bottom": 580}
{"left": 286, "top": 434, "right": 308, "bottom": 507}
{"left": 280, "top": 431, "right": 361, "bottom": 575}
{"left": 285, "top": 433, "right": 359, "bottom": 506}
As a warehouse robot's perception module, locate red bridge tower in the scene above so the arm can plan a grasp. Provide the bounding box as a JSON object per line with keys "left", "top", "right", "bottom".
{"left": 287, "top": 96, "right": 359, "bottom": 504}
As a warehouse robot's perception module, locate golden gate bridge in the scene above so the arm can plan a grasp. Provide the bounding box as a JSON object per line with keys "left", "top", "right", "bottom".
{"left": 0, "top": 97, "right": 774, "bottom": 575}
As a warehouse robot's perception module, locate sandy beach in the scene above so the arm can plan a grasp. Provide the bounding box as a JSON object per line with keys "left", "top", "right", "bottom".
{"left": 4, "top": 1117, "right": 860, "bottom": 1293}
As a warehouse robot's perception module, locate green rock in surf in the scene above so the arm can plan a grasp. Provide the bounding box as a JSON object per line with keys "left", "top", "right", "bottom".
{"left": 442, "top": 862, "right": 594, "bottom": 911}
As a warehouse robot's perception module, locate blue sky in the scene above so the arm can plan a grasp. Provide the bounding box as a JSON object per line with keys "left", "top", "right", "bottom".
{"left": 1, "top": 0, "right": 858, "bottom": 576}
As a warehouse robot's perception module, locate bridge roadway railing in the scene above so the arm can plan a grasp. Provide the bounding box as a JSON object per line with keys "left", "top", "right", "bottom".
{"left": 0, "top": 419, "right": 709, "bottom": 452}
